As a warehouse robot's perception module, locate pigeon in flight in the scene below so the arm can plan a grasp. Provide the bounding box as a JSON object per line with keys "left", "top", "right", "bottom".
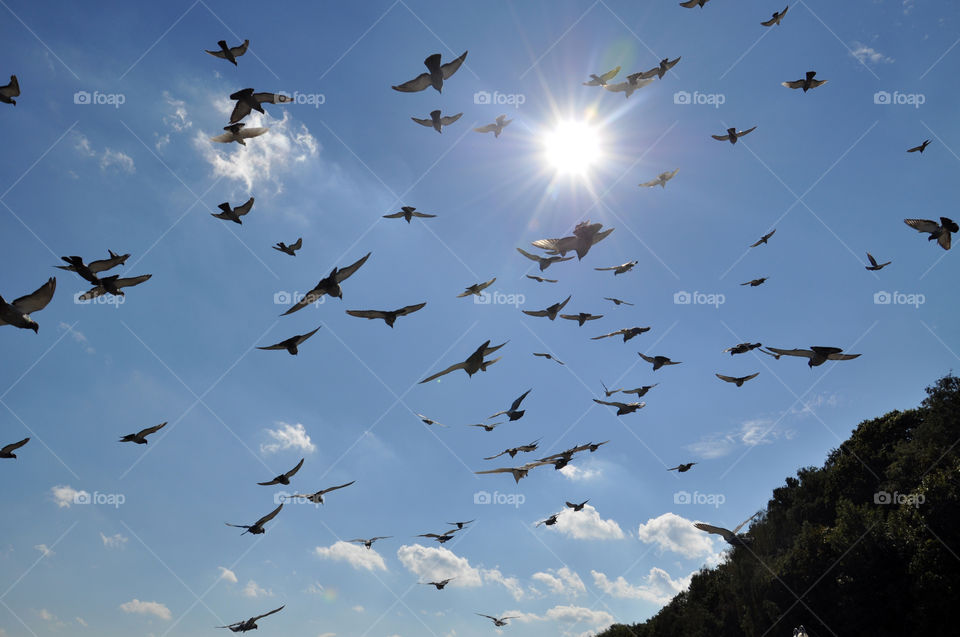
{"left": 392, "top": 51, "right": 468, "bottom": 93}
{"left": 583, "top": 66, "right": 621, "bottom": 86}
{"left": 458, "top": 278, "right": 496, "bottom": 297}
{"left": 904, "top": 217, "right": 957, "bottom": 250}
{"left": 489, "top": 389, "right": 532, "bottom": 421}
{"left": 633, "top": 57, "right": 682, "bottom": 80}
{"left": 750, "top": 229, "right": 776, "bottom": 247}
{"left": 476, "top": 614, "right": 518, "bottom": 627}
{"left": 537, "top": 513, "right": 561, "bottom": 526}
{"left": 764, "top": 346, "right": 860, "bottom": 367}
{"left": 527, "top": 275, "right": 558, "bottom": 283}
{"left": 56, "top": 249, "right": 129, "bottom": 275}
{"left": 119, "top": 422, "right": 167, "bottom": 444}
{"left": 907, "top": 140, "right": 931, "bottom": 154}
{"left": 424, "top": 578, "right": 455, "bottom": 590}
{"left": 603, "top": 75, "right": 654, "bottom": 98}
{"left": 225, "top": 504, "right": 283, "bottom": 535}
{"left": 593, "top": 399, "right": 646, "bottom": 415}
{"left": 533, "top": 352, "right": 564, "bottom": 365}
{"left": 595, "top": 261, "right": 637, "bottom": 275}
{"left": 622, "top": 384, "right": 658, "bottom": 397}
{"left": 273, "top": 238, "right": 302, "bottom": 256}
{"left": 212, "top": 197, "right": 255, "bottom": 224}
{"left": 565, "top": 500, "right": 589, "bottom": 511}
{"left": 210, "top": 122, "right": 269, "bottom": 145}
{"left": 516, "top": 247, "right": 574, "bottom": 271}
{"left": 281, "top": 252, "right": 371, "bottom": 314}
{"left": 474, "top": 115, "right": 512, "bottom": 137}
{"left": 77, "top": 274, "right": 151, "bottom": 301}
{"left": 284, "top": 481, "right": 356, "bottom": 505}
{"left": 716, "top": 372, "right": 760, "bottom": 387}
{"left": 639, "top": 169, "right": 679, "bottom": 188}
{"left": 604, "top": 297, "right": 634, "bottom": 306}
{"left": 724, "top": 342, "right": 762, "bottom": 355}
{"left": 639, "top": 352, "right": 682, "bottom": 370}
{"left": 592, "top": 326, "right": 651, "bottom": 342}
{"left": 484, "top": 439, "right": 541, "bottom": 460}
{"left": 761, "top": 6, "right": 789, "bottom": 26}
{"left": 679, "top": 0, "right": 711, "bottom": 7}
{"left": 712, "top": 126, "right": 757, "bottom": 144}
{"left": 0, "top": 75, "right": 20, "bottom": 105}
{"left": 383, "top": 206, "right": 436, "bottom": 223}
{"left": 468, "top": 422, "right": 504, "bottom": 432}
{"left": 694, "top": 511, "right": 761, "bottom": 546}
{"left": 0, "top": 277, "right": 56, "bottom": 333}
{"left": 59, "top": 256, "right": 102, "bottom": 286}
{"left": 447, "top": 520, "right": 475, "bottom": 529}
{"left": 227, "top": 88, "right": 293, "bottom": 124}
{"left": 531, "top": 220, "right": 614, "bottom": 260}
{"left": 257, "top": 327, "right": 322, "bottom": 355}
{"left": 346, "top": 302, "right": 426, "bottom": 327}
{"left": 667, "top": 462, "right": 697, "bottom": 472}
{"left": 205, "top": 39, "right": 249, "bottom": 66}
{"left": 865, "top": 252, "right": 891, "bottom": 271}
{"left": 522, "top": 295, "right": 571, "bottom": 321}
{"left": 217, "top": 606, "right": 284, "bottom": 632}
{"left": 416, "top": 531, "right": 457, "bottom": 544}
{"left": 782, "top": 71, "right": 827, "bottom": 92}
{"left": 411, "top": 110, "right": 463, "bottom": 134}
{"left": 475, "top": 461, "right": 550, "bottom": 483}
{"left": 560, "top": 312, "right": 603, "bottom": 326}
{"left": 0, "top": 438, "right": 29, "bottom": 459}
{"left": 348, "top": 536, "right": 391, "bottom": 549}
{"left": 419, "top": 340, "right": 506, "bottom": 384}
{"left": 741, "top": 277, "right": 768, "bottom": 287}
{"left": 257, "top": 458, "right": 305, "bottom": 486}
{"left": 600, "top": 381, "right": 621, "bottom": 397}
{"left": 416, "top": 414, "right": 447, "bottom": 427}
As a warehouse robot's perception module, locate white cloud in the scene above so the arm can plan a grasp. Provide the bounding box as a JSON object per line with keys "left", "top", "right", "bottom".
{"left": 481, "top": 567, "right": 526, "bottom": 601}
{"left": 100, "top": 149, "right": 135, "bottom": 174}
{"left": 315, "top": 541, "right": 386, "bottom": 572}
{"left": 51, "top": 485, "right": 87, "bottom": 508}
{"left": 318, "top": 633, "right": 336, "bottom": 637}
{"left": 59, "top": 322, "right": 95, "bottom": 354}
{"left": 241, "top": 579, "right": 274, "bottom": 598}
{"left": 396, "top": 544, "right": 481, "bottom": 585}
{"left": 506, "top": 605, "right": 614, "bottom": 634}
{"left": 550, "top": 506, "right": 624, "bottom": 540}
{"left": 34, "top": 544, "right": 53, "bottom": 557}
{"left": 851, "top": 42, "right": 893, "bottom": 65}
{"left": 162, "top": 92, "right": 192, "bottom": 132}
{"left": 261, "top": 422, "right": 315, "bottom": 454}
{"left": 739, "top": 419, "right": 776, "bottom": 446}
{"left": 531, "top": 566, "right": 585, "bottom": 598}
{"left": 558, "top": 465, "right": 600, "bottom": 481}
{"left": 351, "top": 605, "right": 364, "bottom": 613}
{"left": 100, "top": 532, "right": 128, "bottom": 549}
{"left": 637, "top": 512, "right": 720, "bottom": 559}
{"left": 119, "top": 599, "right": 172, "bottom": 621}
{"left": 74, "top": 133, "right": 95, "bottom": 157}
{"left": 75, "top": 617, "right": 87, "bottom": 627}
{"left": 591, "top": 568, "right": 691, "bottom": 605}
{"left": 218, "top": 567, "right": 238, "bottom": 583}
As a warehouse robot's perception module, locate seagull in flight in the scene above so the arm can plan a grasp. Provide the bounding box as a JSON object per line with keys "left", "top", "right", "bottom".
{"left": 346, "top": 302, "right": 426, "bottom": 327}
{"left": 284, "top": 481, "right": 356, "bottom": 505}
{"left": 782, "top": 70, "right": 827, "bottom": 92}
{"left": 865, "top": 252, "right": 891, "bottom": 271}
{"left": 694, "top": 511, "right": 761, "bottom": 546}
{"left": 205, "top": 39, "right": 249, "bottom": 65}
{"left": 419, "top": 340, "right": 506, "bottom": 384}
{"left": 392, "top": 51, "right": 468, "bottom": 93}
{"left": 639, "top": 169, "right": 679, "bottom": 188}
{"left": 583, "top": 66, "right": 621, "bottom": 86}
{"left": 217, "top": 606, "right": 284, "bottom": 632}
{"left": 904, "top": 217, "right": 957, "bottom": 250}
{"left": 1, "top": 438, "right": 29, "bottom": 459}
{"left": 0, "top": 277, "right": 56, "bottom": 333}
{"left": 257, "top": 326, "right": 321, "bottom": 355}
{"left": 639, "top": 352, "right": 682, "bottom": 370}
{"left": 750, "top": 229, "right": 776, "bottom": 247}
{"left": 907, "top": 139, "right": 931, "bottom": 154}
{"left": 761, "top": 6, "right": 789, "bottom": 26}
{"left": 458, "top": 278, "right": 496, "bottom": 297}
{"left": 383, "top": 206, "right": 436, "bottom": 223}
{"left": 716, "top": 373, "right": 760, "bottom": 387}
{"left": 257, "top": 458, "right": 304, "bottom": 486}
{"left": 764, "top": 346, "right": 860, "bottom": 367}
{"left": 119, "top": 422, "right": 167, "bottom": 444}
{"left": 712, "top": 126, "right": 756, "bottom": 144}
{"left": 476, "top": 613, "right": 518, "bottom": 627}
{"left": 225, "top": 503, "right": 283, "bottom": 535}
{"left": 667, "top": 462, "right": 697, "bottom": 472}
{"left": 281, "top": 252, "right": 371, "bottom": 313}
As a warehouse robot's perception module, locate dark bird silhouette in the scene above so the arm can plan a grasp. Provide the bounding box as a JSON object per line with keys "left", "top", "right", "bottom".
{"left": 639, "top": 352, "right": 681, "bottom": 370}
{"left": 416, "top": 414, "right": 447, "bottom": 427}
{"left": 0, "top": 438, "right": 29, "bottom": 459}
{"left": 206, "top": 39, "right": 249, "bottom": 66}
{"left": 346, "top": 302, "right": 426, "bottom": 327}
{"left": 741, "top": 277, "right": 768, "bottom": 287}
{"left": 582, "top": 66, "right": 621, "bottom": 86}
{"left": 392, "top": 52, "right": 468, "bottom": 93}
{"left": 59, "top": 256, "right": 105, "bottom": 285}
{"left": 0, "top": 277, "right": 56, "bottom": 333}
{"left": 212, "top": 197, "right": 255, "bottom": 224}
{"left": 522, "top": 295, "right": 571, "bottom": 321}
{"left": 228, "top": 88, "right": 293, "bottom": 124}
{"left": 712, "top": 126, "right": 757, "bottom": 144}
{"left": 724, "top": 342, "right": 762, "bottom": 355}
{"left": 907, "top": 140, "right": 931, "bottom": 154}
{"left": 489, "top": 389, "right": 531, "bottom": 421}
{"left": 284, "top": 481, "right": 356, "bottom": 505}
{"left": 226, "top": 504, "right": 283, "bottom": 535}
{"left": 667, "top": 462, "right": 697, "bottom": 472}
{"left": 604, "top": 297, "right": 634, "bottom": 306}
{"left": 348, "top": 536, "right": 391, "bottom": 549}
{"left": 531, "top": 220, "right": 614, "bottom": 260}
{"left": 383, "top": 206, "right": 436, "bottom": 223}
{"left": 622, "top": 384, "right": 657, "bottom": 397}
{"left": 458, "top": 277, "right": 496, "bottom": 297}
{"left": 447, "top": 520, "right": 475, "bottom": 529}
{"left": 782, "top": 70, "right": 827, "bottom": 92}
{"left": 593, "top": 398, "right": 645, "bottom": 415}
{"left": 633, "top": 57, "right": 681, "bottom": 80}
{"left": 716, "top": 372, "right": 760, "bottom": 387}
{"left": 77, "top": 274, "right": 151, "bottom": 301}
{"left": 424, "top": 578, "right": 455, "bottom": 590}
{"left": 600, "top": 381, "right": 621, "bottom": 397}
{"left": 565, "top": 499, "right": 589, "bottom": 511}
{"left": 484, "top": 439, "right": 541, "bottom": 460}
{"left": 419, "top": 340, "right": 506, "bottom": 383}
{"left": 603, "top": 74, "right": 653, "bottom": 98}
{"left": 679, "top": 0, "right": 710, "bottom": 7}
{"left": 256, "top": 326, "right": 321, "bottom": 355}
{"left": 475, "top": 461, "right": 550, "bottom": 483}
{"left": 765, "top": 346, "right": 860, "bottom": 367}
{"left": 749, "top": 229, "right": 776, "bottom": 247}
{"left": 257, "top": 458, "right": 304, "bottom": 486}
{"left": 904, "top": 217, "right": 957, "bottom": 250}
{"left": 56, "top": 249, "right": 129, "bottom": 275}
{"left": 537, "top": 513, "right": 561, "bottom": 526}
{"left": 560, "top": 312, "right": 603, "bottom": 326}
{"left": 516, "top": 247, "right": 573, "bottom": 271}
{"left": 694, "top": 511, "right": 760, "bottom": 546}
{"left": 865, "top": 252, "right": 891, "bottom": 271}
{"left": 468, "top": 422, "right": 504, "bottom": 432}
{"left": 416, "top": 531, "right": 457, "bottom": 544}
{"left": 0, "top": 75, "right": 20, "bottom": 105}
{"left": 527, "top": 275, "right": 557, "bottom": 283}
{"left": 533, "top": 352, "right": 564, "bottom": 365}
{"left": 592, "top": 326, "right": 650, "bottom": 342}
{"left": 119, "top": 422, "right": 166, "bottom": 444}
{"left": 761, "top": 6, "right": 789, "bottom": 26}
{"left": 281, "top": 252, "right": 371, "bottom": 313}
{"left": 411, "top": 110, "right": 463, "bottom": 134}
{"left": 217, "top": 606, "right": 284, "bottom": 632}
{"left": 273, "top": 238, "right": 302, "bottom": 256}
{"left": 476, "top": 613, "right": 518, "bottom": 627}
{"left": 595, "top": 261, "right": 637, "bottom": 275}
{"left": 474, "top": 115, "right": 512, "bottom": 137}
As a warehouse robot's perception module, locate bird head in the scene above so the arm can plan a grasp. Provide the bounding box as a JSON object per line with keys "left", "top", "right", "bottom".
{"left": 28, "top": 320, "right": 39, "bottom": 333}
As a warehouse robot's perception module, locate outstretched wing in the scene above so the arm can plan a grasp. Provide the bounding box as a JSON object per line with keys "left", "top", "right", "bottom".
{"left": 439, "top": 112, "right": 463, "bottom": 126}
{"left": 136, "top": 421, "right": 167, "bottom": 437}
{"left": 781, "top": 80, "right": 805, "bottom": 89}
{"left": 737, "top": 126, "right": 757, "bottom": 138}
{"left": 0, "top": 75, "right": 20, "bottom": 98}
{"left": 732, "top": 511, "right": 761, "bottom": 534}
{"left": 233, "top": 197, "right": 255, "bottom": 217}
{"left": 320, "top": 480, "right": 356, "bottom": 495}
{"left": 599, "top": 66, "right": 621, "bottom": 82}
{"left": 420, "top": 361, "right": 467, "bottom": 384}
{"left": 693, "top": 522, "right": 733, "bottom": 540}
{"left": 11, "top": 278, "right": 56, "bottom": 313}
{"left": 397, "top": 302, "right": 427, "bottom": 316}
{"left": 441, "top": 51, "right": 468, "bottom": 79}
{"left": 229, "top": 99, "right": 252, "bottom": 124}
{"left": 346, "top": 309, "right": 388, "bottom": 321}
{"left": 904, "top": 218, "right": 941, "bottom": 234}
{"left": 335, "top": 252, "right": 371, "bottom": 283}
{"left": 715, "top": 374, "right": 737, "bottom": 383}
{"left": 239, "top": 127, "right": 268, "bottom": 139}
{"left": 711, "top": 133, "right": 731, "bottom": 141}
{"left": 765, "top": 347, "right": 813, "bottom": 359}
{"left": 1, "top": 438, "right": 29, "bottom": 454}
{"left": 393, "top": 73, "right": 432, "bottom": 93}
{"left": 250, "top": 605, "right": 285, "bottom": 622}
{"left": 283, "top": 458, "right": 305, "bottom": 479}
{"left": 254, "top": 503, "right": 284, "bottom": 526}
{"left": 114, "top": 274, "right": 152, "bottom": 290}
{"left": 474, "top": 123, "right": 497, "bottom": 133}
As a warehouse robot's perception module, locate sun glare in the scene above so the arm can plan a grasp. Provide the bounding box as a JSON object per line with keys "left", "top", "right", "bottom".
{"left": 543, "top": 120, "right": 601, "bottom": 176}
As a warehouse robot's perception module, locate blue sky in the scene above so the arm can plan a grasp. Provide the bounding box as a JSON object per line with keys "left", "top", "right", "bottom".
{"left": 1, "top": 1, "right": 958, "bottom": 636}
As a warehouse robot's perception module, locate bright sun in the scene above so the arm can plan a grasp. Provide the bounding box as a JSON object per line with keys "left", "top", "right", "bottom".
{"left": 543, "top": 120, "right": 601, "bottom": 176}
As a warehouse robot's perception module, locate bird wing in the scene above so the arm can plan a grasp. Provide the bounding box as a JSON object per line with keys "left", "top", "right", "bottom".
{"left": 476, "top": 277, "right": 496, "bottom": 293}
{"left": 346, "top": 309, "right": 388, "bottom": 320}
{"left": 766, "top": 347, "right": 813, "bottom": 359}
{"left": 239, "top": 127, "right": 268, "bottom": 139}
{"left": 335, "top": 252, "right": 371, "bottom": 283}
{"left": 283, "top": 458, "right": 305, "bottom": 479}
{"left": 781, "top": 80, "right": 804, "bottom": 89}
{"left": 737, "top": 126, "right": 757, "bottom": 138}
{"left": 229, "top": 99, "right": 253, "bottom": 124}
{"left": 440, "top": 51, "right": 468, "bottom": 79}
{"left": 638, "top": 352, "right": 656, "bottom": 364}
{"left": 903, "top": 218, "right": 941, "bottom": 234}
{"left": 250, "top": 606, "right": 285, "bottom": 622}
{"left": 474, "top": 123, "right": 498, "bottom": 133}
{"left": 749, "top": 237, "right": 764, "bottom": 247}
{"left": 510, "top": 389, "right": 532, "bottom": 410}
{"left": 113, "top": 274, "right": 152, "bottom": 290}
{"left": 209, "top": 132, "right": 235, "bottom": 143}
{"left": 599, "top": 66, "right": 621, "bottom": 82}
{"left": 288, "top": 237, "right": 302, "bottom": 250}
{"left": 474, "top": 467, "right": 517, "bottom": 476}
{"left": 420, "top": 361, "right": 467, "bottom": 384}
{"left": 732, "top": 511, "right": 761, "bottom": 534}
{"left": 397, "top": 302, "right": 427, "bottom": 316}
{"left": 393, "top": 73, "right": 432, "bottom": 93}
{"left": 229, "top": 40, "right": 250, "bottom": 57}
{"left": 825, "top": 352, "right": 860, "bottom": 361}
{"left": 483, "top": 341, "right": 507, "bottom": 356}
{"left": 516, "top": 248, "right": 543, "bottom": 263}
{"left": 255, "top": 503, "right": 284, "bottom": 526}
{"left": 0, "top": 75, "right": 20, "bottom": 98}
{"left": 439, "top": 113, "right": 463, "bottom": 126}
{"left": 694, "top": 522, "right": 734, "bottom": 540}
{"left": 483, "top": 450, "right": 509, "bottom": 460}
{"left": 1, "top": 438, "right": 29, "bottom": 454}
{"left": 136, "top": 421, "right": 167, "bottom": 437}
{"left": 637, "top": 177, "right": 662, "bottom": 187}
{"left": 281, "top": 285, "right": 326, "bottom": 316}
{"left": 866, "top": 252, "right": 878, "bottom": 267}
{"left": 592, "top": 399, "right": 621, "bottom": 408}
{"left": 11, "top": 278, "right": 56, "bottom": 314}
{"left": 233, "top": 197, "right": 255, "bottom": 217}
{"left": 320, "top": 480, "right": 356, "bottom": 495}
{"left": 711, "top": 133, "right": 731, "bottom": 141}
{"left": 760, "top": 16, "right": 777, "bottom": 26}
{"left": 741, "top": 373, "right": 760, "bottom": 382}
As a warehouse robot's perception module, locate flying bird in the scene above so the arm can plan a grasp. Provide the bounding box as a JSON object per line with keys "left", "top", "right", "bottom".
{"left": 679, "top": 0, "right": 711, "bottom": 7}
{"left": 565, "top": 500, "right": 589, "bottom": 511}
{"left": 118, "top": 422, "right": 167, "bottom": 444}
{"left": 346, "top": 302, "right": 426, "bottom": 327}
{"left": 516, "top": 247, "right": 574, "bottom": 271}
{"left": 667, "top": 462, "right": 697, "bottom": 472}
{"left": 593, "top": 399, "right": 646, "bottom": 415}
{"left": 622, "top": 384, "right": 658, "bottom": 397}
{"left": 0, "top": 75, "right": 20, "bottom": 105}
{"left": 205, "top": 39, "right": 249, "bottom": 65}
{"left": 603, "top": 74, "right": 654, "bottom": 98}
{"left": 212, "top": 197, "right": 255, "bottom": 224}
{"left": 468, "top": 422, "right": 503, "bottom": 432}
{"left": 284, "top": 481, "right": 356, "bottom": 505}
{"left": 392, "top": 51, "right": 468, "bottom": 93}
{"left": 476, "top": 614, "right": 518, "bottom": 627}
{"left": 0, "top": 438, "right": 29, "bottom": 459}
{"left": 458, "top": 278, "right": 496, "bottom": 297}
{"left": 210, "top": 122, "right": 269, "bottom": 145}
{"left": 273, "top": 238, "right": 302, "bottom": 256}
{"left": 257, "top": 326, "right": 321, "bottom": 355}
{"left": 383, "top": 206, "right": 436, "bottom": 223}
{"left": 750, "top": 229, "right": 776, "bottom": 247}
{"left": 716, "top": 372, "right": 760, "bottom": 387}
{"left": 582, "top": 66, "right": 621, "bottom": 86}
{"left": 694, "top": 511, "right": 761, "bottom": 546}
{"left": 411, "top": 110, "right": 463, "bottom": 133}
{"left": 639, "top": 352, "right": 682, "bottom": 370}
{"left": 484, "top": 439, "right": 541, "bottom": 460}
{"left": 782, "top": 71, "right": 827, "bottom": 92}
{"left": 419, "top": 340, "right": 506, "bottom": 384}
{"left": 257, "top": 458, "right": 305, "bottom": 486}
{"left": 522, "top": 295, "right": 571, "bottom": 321}
{"left": 595, "top": 261, "right": 637, "bottom": 275}
{"left": 526, "top": 275, "right": 557, "bottom": 283}
{"left": 348, "top": 536, "right": 391, "bottom": 549}
{"left": 761, "top": 6, "right": 789, "bottom": 26}
{"left": 865, "top": 252, "right": 891, "bottom": 271}
{"left": 489, "top": 389, "right": 531, "bottom": 421}
{"left": 724, "top": 342, "right": 762, "bottom": 355}
{"left": 0, "top": 277, "right": 56, "bottom": 333}
{"left": 416, "top": 414, "right": 447, "bottom": 427}
{"left": 741, "top": 277, "right": 768, "bottom": 287}
{"left": 59, "top": 256, "right": 106, "bottom": 285}
{"left": 424, "top": 578, "right": 455, "bottom": 590}
{"left": 225, "top": 504, "right": 283, "bottom": 535}
{"left": 560, "top": 312, "right": 603, "bottom": 326}
{"left": 639, "top": 169, "right": 679, "bottom": 188}
{"left": 531, "top": 220, "right": 614, "bottom": 260}
{"left": 474, "top": 115, "right": 512, "bottom": 137}
{"left": 281, "top": 252, "right": 371, "bottom": 314}
{"left": 712, "top": 126, "right": 757, "bottom": 144}
{"left": 604, "top": 297, "right": 634, "bottom": 306}
{"left": 475, "top": 461, "right": 550, "bottom": 483}
{"left": 533, "top": 352, "right": 564, "bottom": 365}
{"left": 592, "top": 326, "right": 650, "bottom": 342}
{"left": 77, "top": 274, "right": 151, "bottom": 301}
{"left": 447, "top": 520, "right": 475, "bottom": 529}
{"left": 537, "top": 513, "right": 560, "bottom": 527}
{"left": 907, "top": 140, "right": 931, "bottom": 154}
{"left": 632, "top": 57, "right": 681, "bottom": 80}
{"left": 600, "top": 381, "right": 621, "bottom": 397}
{"left": 227, "top": 88, "right": 293, "bottom": 124}
{"left": 217, "top": 606, "right": 284, "bottom": 632}
{"left": 904, "top": 217, "right": 957, "bottom": 250}
{"left": 55, "top": 249, "right": 129, "bottom": 275}
{"left": 764, "top": 346, "right": 860, "bottom": 367}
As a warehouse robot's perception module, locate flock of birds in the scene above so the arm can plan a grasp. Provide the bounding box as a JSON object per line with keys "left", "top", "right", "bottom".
{"left": 0, "top": 3, "right": 951, "bottom": 635}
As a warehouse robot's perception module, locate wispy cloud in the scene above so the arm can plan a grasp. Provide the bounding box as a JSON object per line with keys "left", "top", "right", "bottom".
{"left": 60, "top": 322, "right": 94, "bottom": 354}
{"left": 260, "top": 422, "right": 315, "bottom": 454}
{"left": 218, "top": 566, "right": 238, "bottom": 583}
{"left": 851, "top": 42, "right": 894, "bottom": 65}
{"left": 591, "top": 567, "right": 692, "bottom": 605}
{"left": 315, "top": 541, "right": 387, "bottom": 572}
{"left": 100, "top": 532, "right": 128, "bottom": 549}
{"left": 51, "top": 485, "right": 86, "bottom": 508}
{"left": 241, "top": 580, "right": 274, "bottom": 598}
{"left": 119, "top": 599, "right": 171, "bottom": 621}
{"left": 34, "top": 544, "right": 53, "bottom": 557}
